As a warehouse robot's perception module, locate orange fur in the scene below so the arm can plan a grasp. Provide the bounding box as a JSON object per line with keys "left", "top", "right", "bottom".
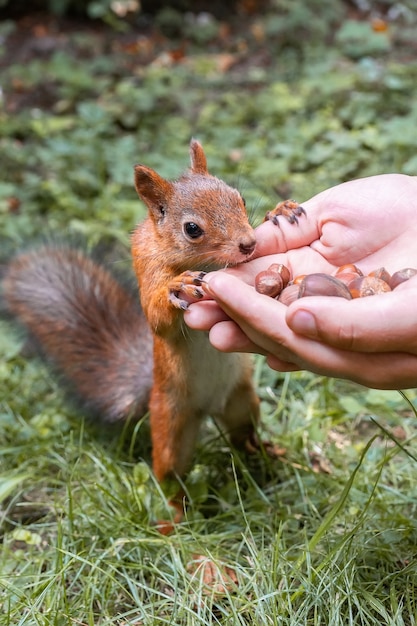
{"left": 131, "top": 139, "right": 260, "bottom": 494}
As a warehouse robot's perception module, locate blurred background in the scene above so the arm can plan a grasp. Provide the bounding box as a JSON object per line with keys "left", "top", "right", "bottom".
{"left": 1, "top": 0, "right": 416, "bottom": 246}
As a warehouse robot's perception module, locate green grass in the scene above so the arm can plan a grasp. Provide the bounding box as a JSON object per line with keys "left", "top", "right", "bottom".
{"left": 2, "top": 3, "right": 417, "bottom": 623}
{"left": 2, "top": 353, "right": 417, "bottom": 624}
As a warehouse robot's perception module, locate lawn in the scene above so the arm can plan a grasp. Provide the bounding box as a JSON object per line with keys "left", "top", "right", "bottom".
{"left": 1, "top": 2, "right": 417, "bottom": 624}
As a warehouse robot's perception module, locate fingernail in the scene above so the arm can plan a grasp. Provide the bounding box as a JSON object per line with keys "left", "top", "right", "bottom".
{"left": 289, "top": 309, "right": 318, "bottom": 338}
{"left": 200, "top": 272, "right": 219, "bottom": 295}
{"left": 201, "top": 278, "right": 213, "bottom": 294}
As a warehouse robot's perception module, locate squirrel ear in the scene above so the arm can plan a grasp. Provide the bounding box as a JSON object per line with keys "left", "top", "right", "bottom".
{"left": 189, "top": 139, "right": 208, "bottom": 175}
{"left": 134, "top": 165, "right": 173, "bottom": 215}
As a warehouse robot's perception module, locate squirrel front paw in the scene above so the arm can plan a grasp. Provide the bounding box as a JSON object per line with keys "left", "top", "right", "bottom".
{"left": 168, "top": 270, "right": 207, "bottom": 310}
{"left": 265, "top": 199, "right": 306, "bottom": 226}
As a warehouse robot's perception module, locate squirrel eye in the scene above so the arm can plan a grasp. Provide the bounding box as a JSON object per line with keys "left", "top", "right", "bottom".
{"left": 184, "top": 222, "right": 204, "bottom": 239}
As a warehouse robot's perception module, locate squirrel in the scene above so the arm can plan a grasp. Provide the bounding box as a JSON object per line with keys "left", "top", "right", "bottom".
{"left": 2, "top": 139, "right": 305, "bottom": 528}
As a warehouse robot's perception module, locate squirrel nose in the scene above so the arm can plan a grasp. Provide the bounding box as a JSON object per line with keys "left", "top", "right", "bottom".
{"left": 239, "top": 239, "right": 256, "bottom": 257}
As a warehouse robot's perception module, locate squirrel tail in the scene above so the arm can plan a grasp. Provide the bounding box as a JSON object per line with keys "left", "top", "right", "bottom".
{"left": 1, "top": 245, "right": 153, "bottom": 422}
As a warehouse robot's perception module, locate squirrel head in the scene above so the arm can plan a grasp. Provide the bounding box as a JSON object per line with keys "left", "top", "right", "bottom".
{"left": 133, "top": 140, "right": 256, "bottom": 271}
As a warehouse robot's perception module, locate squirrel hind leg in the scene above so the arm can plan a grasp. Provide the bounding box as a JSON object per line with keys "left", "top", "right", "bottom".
{"left": 215, "top": 367, "right": 261, "bottom": 452}
{"left": 218, "top": 375, "right": 282, "bottom": 459}
{"left": 149, "top": 389, "right": 204, "bottom": 530}
{"left": 2, "top": 246, "right": 153, "bottom": 423}
{"left": 150, "top": 395, "right": 202, "bottom": 483}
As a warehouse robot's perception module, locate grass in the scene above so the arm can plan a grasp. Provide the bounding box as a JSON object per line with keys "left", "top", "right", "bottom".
{"left": 2, "top": 2, "right": 417, "bottom": 623}
{"left": 2, "top": 354, "right": 417, "bottom": 624}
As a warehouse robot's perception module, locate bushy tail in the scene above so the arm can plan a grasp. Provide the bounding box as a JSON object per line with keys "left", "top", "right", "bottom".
{"left": 1, "top": 245, "right": 153, "bottom": 422}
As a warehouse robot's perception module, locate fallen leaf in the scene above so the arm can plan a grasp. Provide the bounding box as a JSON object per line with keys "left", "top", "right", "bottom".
{"left": 310, "top": 451, "right": 332, "bottom": 474}
{"left": 391, "top": 425, "right": 407, "bottom": 441}
{"left": 187, "top": 554, "right": 238, "bottom": 595}
{"left": 213, "top": 53, "right": 239, "bottom": 74}
{"left": 371, "top": 18, "right": 388, "bottom": 33}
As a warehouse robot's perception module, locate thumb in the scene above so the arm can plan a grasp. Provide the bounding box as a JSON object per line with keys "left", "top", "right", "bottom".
{"left": 254, "top": 195, "right": 322, "bottom": 257}
{"left": 286, "top": 290, "right": 415, "bottom": 354}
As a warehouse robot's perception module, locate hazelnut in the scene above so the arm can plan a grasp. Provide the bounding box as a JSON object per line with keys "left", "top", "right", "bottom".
{"left": 368, "top": 267, "right": 391, "bottom": 285}
{"left": 335, "top": 264, "right": 363, "bottom": 277}
{"left": 255, "top": 270, "right": 284, "bottom": 298}
{"left": 278, "top": 284, "right": 300, "bottom": 306}
{"left": 390, "top": 268, "right": 417, "bottom": 289}
{"left": 334, "top": 272, "right": 361, "bottom": 289}
{"left": 292, "top": 274, "right": 307, "bottom": 285}
{"left": 298, "top": 273, "right": 352, "bottom": 300}
{"left": 267, "top": 263, "right": 291, "bottom": 288}
{"left": 255, "top": 263, "right": 291, "bottom": 298}
{"left": 349, "top": 276, "right": 391, "bottom": 298}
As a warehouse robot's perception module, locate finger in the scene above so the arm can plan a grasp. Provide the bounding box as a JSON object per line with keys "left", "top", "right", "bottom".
{"left": 286, "top": 287, "right": 417, "bottom": 354}
{"left": 266, "top": 354, "right": 301, "bottom": 372}
{"left": 266, "top": 344, "right": 417, "bottom": 389}
{"left": 185, "top": 300, "right": 230, "bottom": 331}
{"left": 253, "top": 192, "right": 332, "bottom": 257}
{"left": 185, "top": 294, "right": 267, "bottom": 353}
{"left": 275, "top": 340, "right": 417, "bottom": 390}
{"left": 209, "top": 320, "right": 268, "bottom": 355}
{"left": 204, "top": 272, "right": 301, "bottom": 358}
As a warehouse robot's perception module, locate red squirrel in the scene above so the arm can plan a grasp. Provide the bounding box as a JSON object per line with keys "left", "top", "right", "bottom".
{"left": 2, "top": 139, "right": 304, "bottom": 526}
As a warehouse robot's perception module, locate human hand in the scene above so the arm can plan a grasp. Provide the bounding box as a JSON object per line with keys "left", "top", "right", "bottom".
{"left": 185, "top": 174, "right": 417, "bottom": 389}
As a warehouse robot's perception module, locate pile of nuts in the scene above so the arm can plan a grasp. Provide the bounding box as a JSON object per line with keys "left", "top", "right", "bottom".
{"left": 254, "top": 263, "right": 417, "bottom": 305}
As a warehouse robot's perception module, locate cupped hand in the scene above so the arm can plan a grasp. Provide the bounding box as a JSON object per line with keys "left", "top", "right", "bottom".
{"left": 185, "top": 174, "right": 417, "bottom": 389}
{"left": 255, "top": 173, "right": 417, "bottom": 271}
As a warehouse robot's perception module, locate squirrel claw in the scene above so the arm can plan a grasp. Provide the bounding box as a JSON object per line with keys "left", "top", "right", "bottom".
{"left": 265, "top": 200, "right": 306, "bottom": 227}
{"left": 153, "top": 497, "right": 185, "bottom": 535}
{"left": 169, "top": 293, "right": 191, "bottom": 310}
{"left": 192, "top": 271, "right": 207, "bottom": 285}
{"left": 168, "top": 271, "right": 207, "bottom": 309}
{"left": 240, "top": 431, "right": 286, "bottom": 458}
{"left": 169, "top": 286, "right": 205, "bottom": 309}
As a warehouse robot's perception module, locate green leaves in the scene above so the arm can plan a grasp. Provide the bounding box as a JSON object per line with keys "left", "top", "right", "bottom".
{"left": 335, "top": 20, "right": 391, "bottom": 59}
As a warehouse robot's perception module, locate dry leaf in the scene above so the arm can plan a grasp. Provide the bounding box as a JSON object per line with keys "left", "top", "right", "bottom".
{"left": 213, "top": 53, "right": 239, "bottom": 74}
{"left": 310, "top": 451, "right": 332, "bottom": 475}
{"left": 187, "top": 554, "right": 238, "bottom": 595}
{"left": 371, "top": 18, "right": 388, "bottom": 33}
{"left": 391, "top": 425, "right": 407, "bottom": 441}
